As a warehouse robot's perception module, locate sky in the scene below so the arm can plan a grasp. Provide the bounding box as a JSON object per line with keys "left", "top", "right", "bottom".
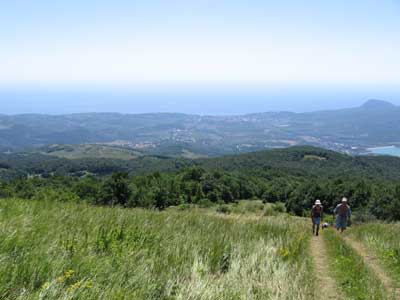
{"left": 1, "top": 0, "right": 400, "bottom": 114}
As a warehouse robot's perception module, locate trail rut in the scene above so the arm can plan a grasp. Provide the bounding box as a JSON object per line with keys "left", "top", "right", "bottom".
{"left": 310, "top": 233, "right": 341, "bottom": 300}
{"left": 344, "top": 236, "right": 400, "bottom": 299}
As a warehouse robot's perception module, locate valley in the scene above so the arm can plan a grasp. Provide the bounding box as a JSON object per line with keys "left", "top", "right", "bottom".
{"left": 1, "top": 100, "right": 400, "bottom": 157}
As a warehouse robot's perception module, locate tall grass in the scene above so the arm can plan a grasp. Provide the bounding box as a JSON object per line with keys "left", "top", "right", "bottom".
{"left": 0, "top": 199, "right": 314, "bottom": 300}
{"left": 350, "top": 223, "right": 400, "bottom": 284}
{"left": 324, "top": 229, "right": 388, "bottom": 300}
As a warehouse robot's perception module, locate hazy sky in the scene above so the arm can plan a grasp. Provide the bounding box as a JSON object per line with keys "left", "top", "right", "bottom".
{"left": 1, "top": 0, "right": 400, "bottom": 113}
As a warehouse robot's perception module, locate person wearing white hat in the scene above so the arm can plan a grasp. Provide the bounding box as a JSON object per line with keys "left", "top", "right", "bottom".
{"left": 334, "top": 197, "right": 352, "bottom": 233}
{"left": 311, "top": 199, "right": 324, "bottom": 236}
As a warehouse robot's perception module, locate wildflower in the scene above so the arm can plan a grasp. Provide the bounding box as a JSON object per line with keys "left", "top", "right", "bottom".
{"left": 278, "top": 247, "right": 290, "bottom": 259}
{"left": 65, "top": 269, "right": 74, "bottom": 279}
{"left": 41, "top": 282, "right": 50, "bottom": 290}
{"left": 85, "top": 280, "right": 93, "bottom": 289}
{"left": 68, "top": 280, "right": 83, "bottom": 292}
{"left": 57, "top": 276, "right": 65, "bottom": 283}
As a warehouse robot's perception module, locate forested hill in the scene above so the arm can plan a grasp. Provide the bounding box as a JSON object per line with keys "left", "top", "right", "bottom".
{"left": 1, "top": 100, "right": 400, "bottom": 156}
{"left": 2, "top": 146, "right": 400, "bottom": 220}
{"left": 2, "top": 146, "right": 400, "bottom": 181}
{"left": 199, "top": 146, "right": 400, "bottom": 180}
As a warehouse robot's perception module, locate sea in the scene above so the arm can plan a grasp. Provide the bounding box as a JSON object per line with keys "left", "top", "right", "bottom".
{"left": 367, "top": 146, "right": 400, "bottom": 157}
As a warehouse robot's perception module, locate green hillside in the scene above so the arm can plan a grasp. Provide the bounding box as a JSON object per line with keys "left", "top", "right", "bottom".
{"left": 1, "top": 100, "right": 400, "bottom": 156}
{"left": 1, "top": 146, "right": 400, "bottom": 220}
{"left": 41, "top": 144, "right": 143, "bottom": 160}
{"left": 200, "top": 146, "right": 400, "bottom": 180}
{"left": 3, "top": 145, "right": 400, "bottom": 180}
{"left": 1, "top": 146, "right": 400, "bottom": 299}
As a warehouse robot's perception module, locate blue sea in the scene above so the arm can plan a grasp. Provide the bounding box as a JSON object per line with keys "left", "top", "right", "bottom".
{"left": 1, "top": 85, "right": 400, "bottom": 115}
{"left": 368, "top": 146, "right": 400, "bottom": 157}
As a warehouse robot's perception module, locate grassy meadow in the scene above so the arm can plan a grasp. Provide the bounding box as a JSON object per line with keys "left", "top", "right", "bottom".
{"left": 323, "top": 229, "right": 389, "bottom": 300}
{"left": 349, "top": 223, "right": 400, "bottom": 285}
{"left": 0, "top": 199, "right": 314, "bottom": 300}
{"left": 41, "top": 144, "right": 143, "bottom": 160}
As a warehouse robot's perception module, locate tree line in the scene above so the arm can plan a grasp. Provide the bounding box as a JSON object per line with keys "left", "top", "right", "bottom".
{"left": 1, "top": 166, "right": 399, "bottom": 221}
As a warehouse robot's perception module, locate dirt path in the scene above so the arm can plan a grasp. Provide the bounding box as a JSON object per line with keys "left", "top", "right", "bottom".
{"left": 344, "top": 236, "right": 400, "bottom": 299}
{"left": 310, "top": 233, "right": 341, "bottom": 300}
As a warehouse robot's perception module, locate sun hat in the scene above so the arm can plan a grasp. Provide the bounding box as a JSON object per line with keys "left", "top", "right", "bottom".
{"left": 315, "top": 199, "right": 321, "bottom": 205}
{"left": 342, "top": 197, "right": 348, "bottom": 202}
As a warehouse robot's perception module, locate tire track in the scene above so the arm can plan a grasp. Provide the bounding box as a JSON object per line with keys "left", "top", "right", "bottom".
{"left": 310, "top": 233, "right": 342, "bottom": 300}
{"left": 344, "top": 236, "right": 400, "bottom": 300}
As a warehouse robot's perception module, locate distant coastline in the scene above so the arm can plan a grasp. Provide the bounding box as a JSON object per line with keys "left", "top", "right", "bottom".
{"left": 367, "top": 145, "right": 400, "bottom": 157}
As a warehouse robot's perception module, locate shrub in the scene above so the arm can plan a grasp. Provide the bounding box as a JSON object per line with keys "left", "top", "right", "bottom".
{"left": 243, "top": 200, "right": 265, "bottom": 213}
{"left": 351, "top": 209, "right": 377, "bottom": 224}
{"left": 198, "top": 198, "right": 214, "bottom": 208}
{"left": 176, "top": 203, "right": 193, "bottom": 211}
{"left": 273, "top": 202, "right": 287, "bottom": 213}
{"left": 264, "top": 202, "right": 287, "bottom": 216}
{"left": 216, "top": 204, "right": 231, "bottom": 214}
{"left": 32, "top": 187, "right": 80, "bottom": 203}
{"left": 264, "top": 204, "right": 277, "bottom": 216}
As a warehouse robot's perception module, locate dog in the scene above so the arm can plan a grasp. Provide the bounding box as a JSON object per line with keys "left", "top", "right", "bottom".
{"left": 322, "top": 222, "right": 329, "bottom": 230}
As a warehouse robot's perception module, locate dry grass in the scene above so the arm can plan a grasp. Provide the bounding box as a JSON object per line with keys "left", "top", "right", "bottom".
{"left": 0, "top": 198, "right": 314, "bottom": 300}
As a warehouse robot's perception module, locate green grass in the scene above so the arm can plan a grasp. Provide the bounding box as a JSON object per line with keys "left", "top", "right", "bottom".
{"left": 42, "top": 144, "right": 143, "bottom": 160}
{"left": 323, "top": 229, "right": 388, "bottom": 300}
{"left": 210, "top": 200, "right": 287, "bottom": 217}
{"left": 0, "top": 199, "right": 314, "bottom": 300}
{"left": 349, "top": 223, "right": 400, "bottom": 285}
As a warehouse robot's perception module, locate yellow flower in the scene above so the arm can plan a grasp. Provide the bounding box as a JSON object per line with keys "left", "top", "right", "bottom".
{"left": 278, "top": 247, "right": 290, "bottom": 259}
{"left": 65, "top": 269, "right": 74, "bottom": 279}
{"left": 41, "top": 282, "right": 50, "bottom": 290}
{"left": 85, "top": 280, "right": 93, "bottom": 289}
{"left": 57, "top": 276, "right": 65, "bottom": 283}
{"left": 67, "top": 280, "right": 83, "bottom": 292}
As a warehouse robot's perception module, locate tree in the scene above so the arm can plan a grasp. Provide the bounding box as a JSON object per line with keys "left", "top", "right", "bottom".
{"left": 221, "top": 186, "right": 234, "bottom": 203}
{"left": 182, "top": 167, "right": 205, "bottom": 181}
{"left": 287, "top": 181, "right": 322, "bottom": 215}
{"left": 390, "top": 185, "right": 400, "bottom": 220}
{"left": 74, "top": 176, "right": 101, "bottom": 203}
{"left": 99, "top": 172, "right": 132, "bottom": 206}
{"left": 351, "top": 180, "right": 372, "bottom": 209}
{"left": 369, "top": 184, "right": 395, "bottom": 220}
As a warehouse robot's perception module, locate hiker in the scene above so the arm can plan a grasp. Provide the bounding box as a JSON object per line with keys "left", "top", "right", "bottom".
{"left": 311, "top": 199, "right": 323, "bottom": 236}
{"left": 334, "top": 197, "right": 351, "bottom": 233}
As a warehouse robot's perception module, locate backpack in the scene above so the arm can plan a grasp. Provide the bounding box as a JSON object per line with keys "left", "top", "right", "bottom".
{"left": 312, "top": 205, "right": 323, "bottom": 217}
{"left": 338, "top": 204, "right": 349, "bottom": 217}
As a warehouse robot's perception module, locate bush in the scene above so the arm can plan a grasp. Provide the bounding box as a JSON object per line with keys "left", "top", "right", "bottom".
{"left": 176, "top": 203, "right": 193, "bottom": 211}
{"left": 273, "top": 202, "right": 287, "bottom": 213}
{"left": 243, "top": 200, "right": 265, "bottom": 213}
{"left": 216, "top": 205, "right": 231, "bottom": 214}
{"left": 32, "top": 187, "right": 80, "bottom": 203}
{"left": 264, "top": 202, "right": 287, "bottom": 216}
{"left": 264, "top": 204, "right": 278, "bottom": 216}
{"left": 351, "top": 209, "right": 377, "bottom": 224}
{"left": 198, "top": 198, "right": 214, "bottom": 208}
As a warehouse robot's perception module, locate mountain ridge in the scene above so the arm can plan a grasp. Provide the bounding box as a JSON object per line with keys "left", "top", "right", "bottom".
{"left": 1, "top": 100, "right": 399, "bottom": 156}
{"left": 360, "top": 99, "right": 396, "bottom": 109}
{"left": 0, "top": 100, "right": 396, "bottom": 117}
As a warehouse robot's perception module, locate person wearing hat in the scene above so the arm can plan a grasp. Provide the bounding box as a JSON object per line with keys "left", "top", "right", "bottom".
{"left": 311, "top": 199, "right": 324, "bottom": 236}
{"left": 334, "top": 197, "right": 352, "bottom": 233}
